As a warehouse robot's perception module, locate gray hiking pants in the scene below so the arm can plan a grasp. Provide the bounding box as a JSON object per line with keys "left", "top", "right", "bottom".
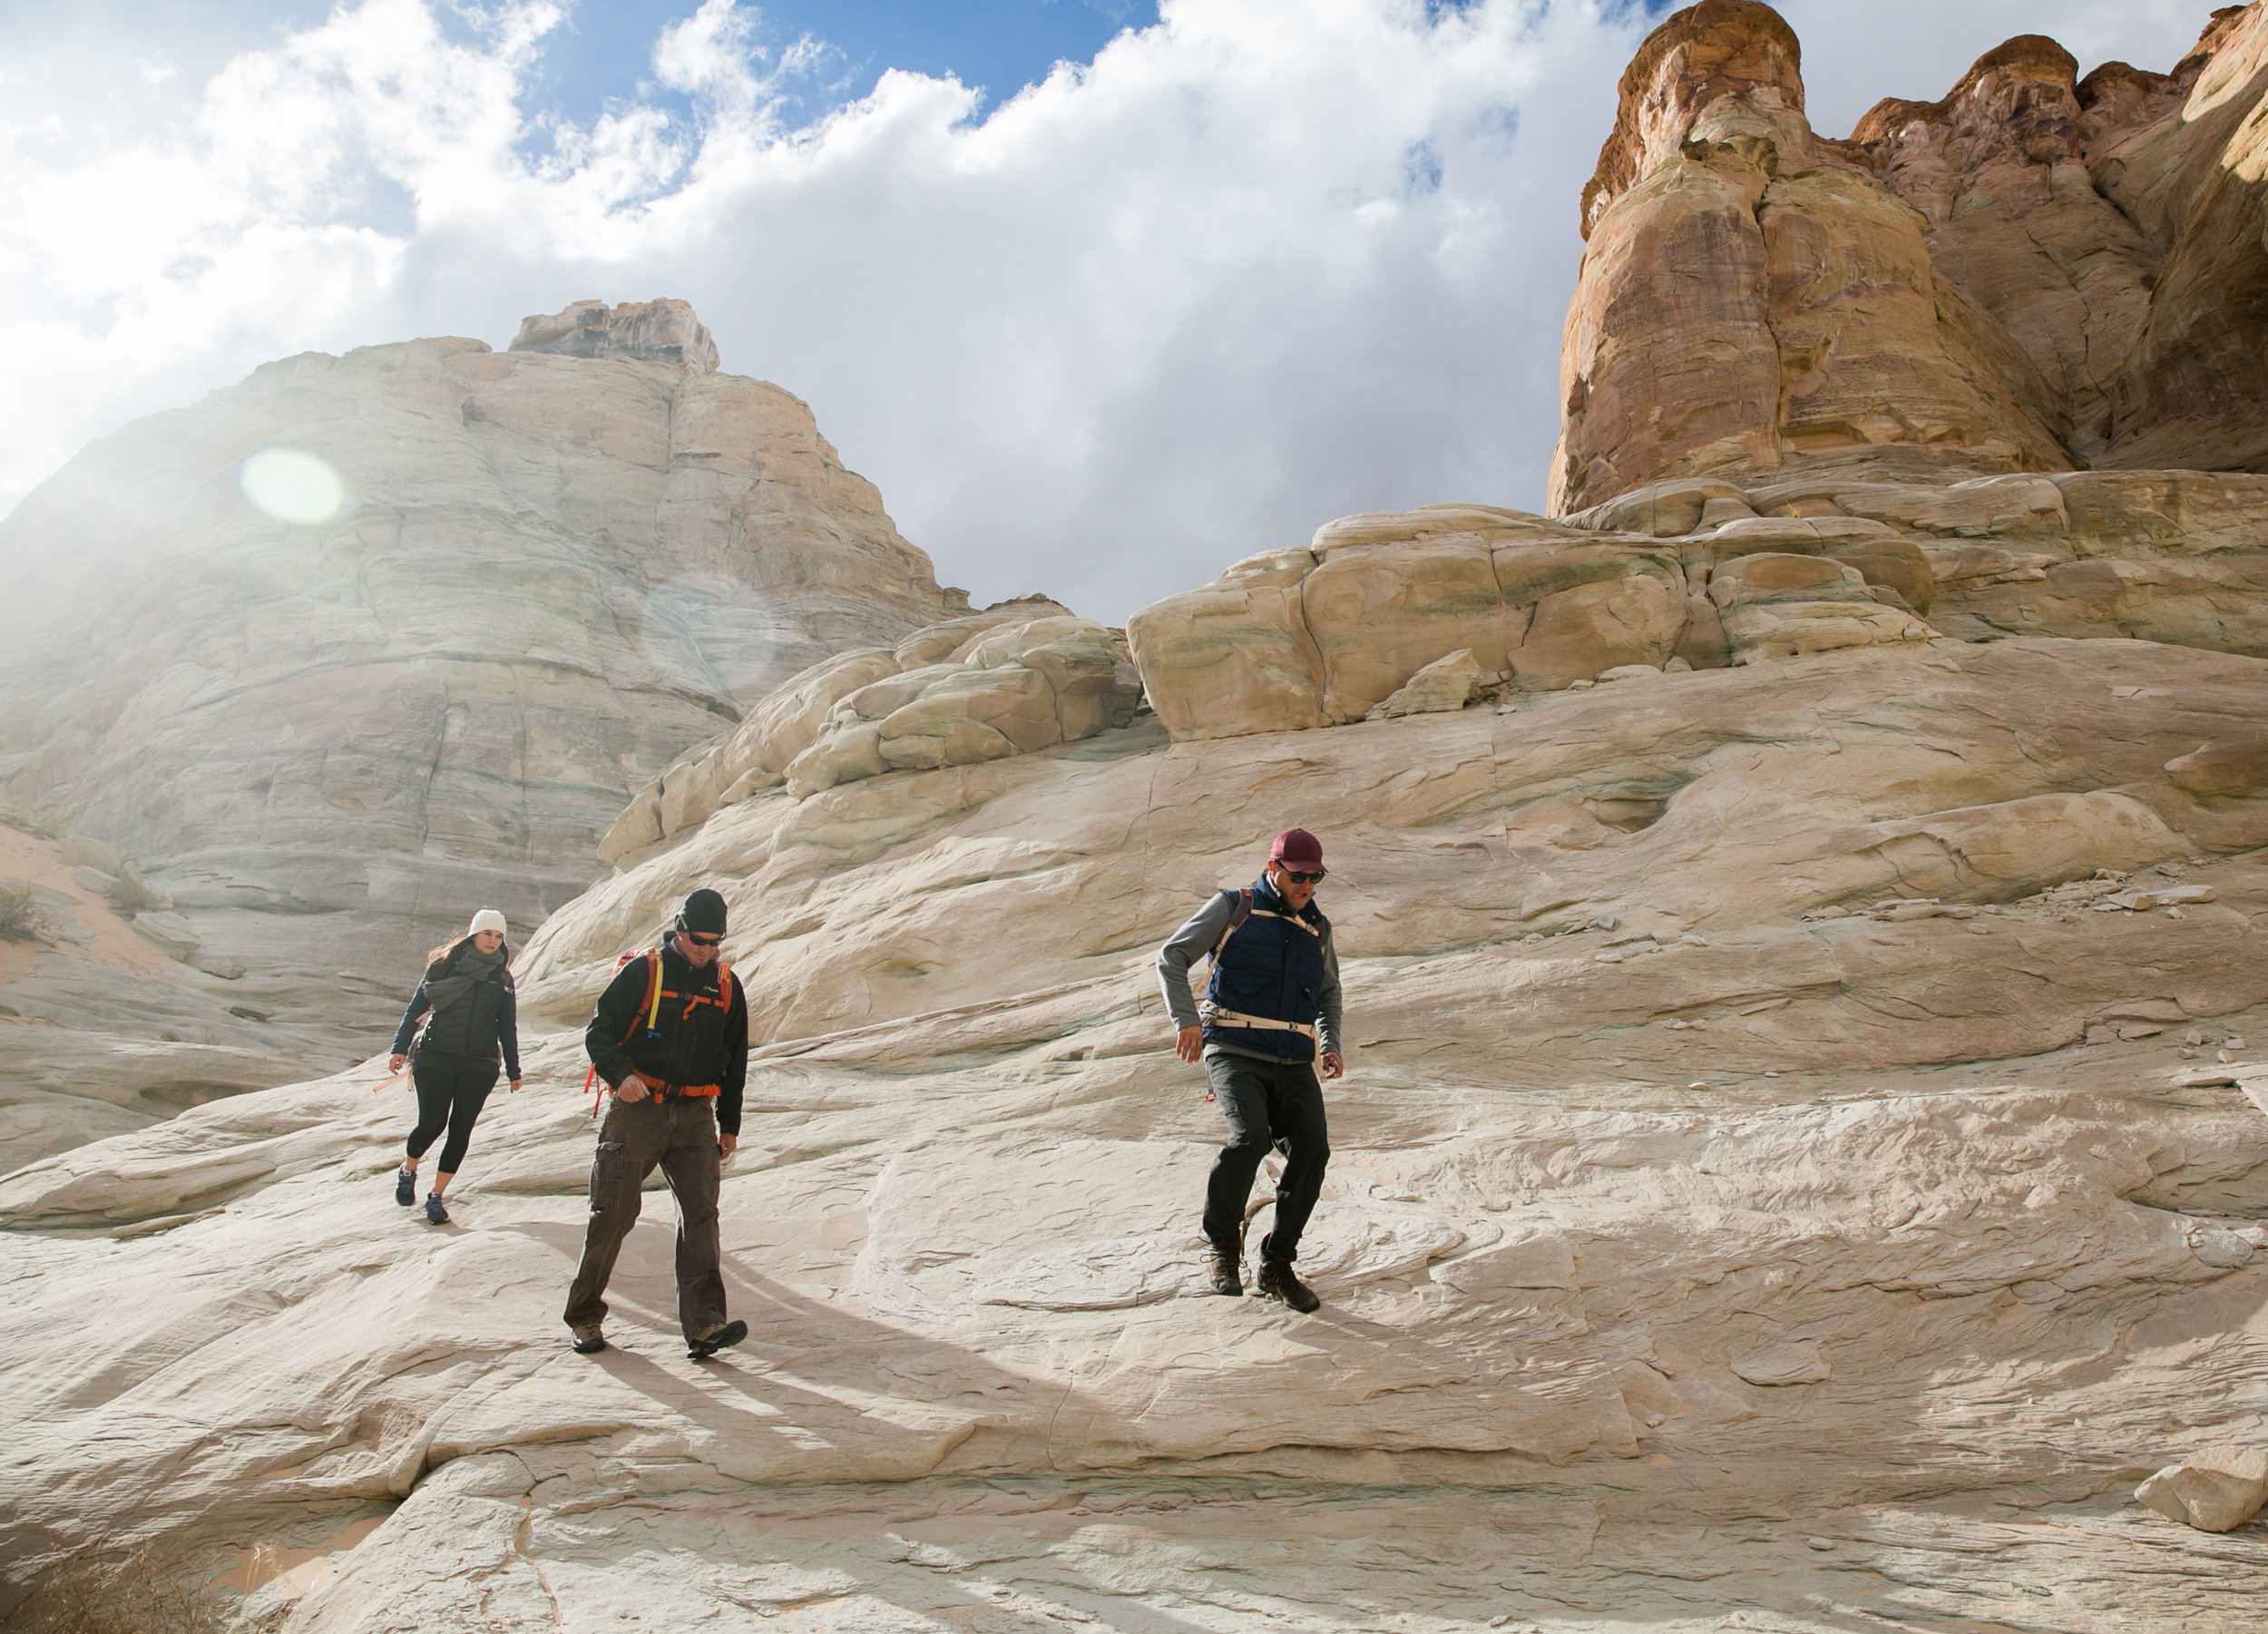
{"left": 562, "top": 1094, "right": 727, "bottom": 1344}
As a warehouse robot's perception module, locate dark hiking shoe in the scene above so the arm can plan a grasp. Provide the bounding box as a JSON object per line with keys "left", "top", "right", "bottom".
{"left": 424, "top": 1193, "right": 449, "bottom": 1225}
{"left": 1256, "top": 1257, "right": 1320, "bottom": 1313}
{"left": 688, "top": 1319, "right": 748, "bottom": 1360}
{"left": 1207, "top": 1241, "right": 1243, "bottom": 1296}
{"left": 571, "top": 1326, "right": 607, "bottom": 1355}
{"left": 394, "top": 1169, "right": 416, "bottom": 1207}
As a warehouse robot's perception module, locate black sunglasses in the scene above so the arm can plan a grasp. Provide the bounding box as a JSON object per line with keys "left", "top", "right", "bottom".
{"left": 682, "top": 932, "right": 722, "bottom": 947}
{"left": 1279, "top": 869, "right": 1325, "bottom": 885}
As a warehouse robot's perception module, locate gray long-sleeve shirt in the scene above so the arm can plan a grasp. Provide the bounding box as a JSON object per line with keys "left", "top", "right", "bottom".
{"left": 1157, "top": 889, "right": 1343, "bottom": 1062}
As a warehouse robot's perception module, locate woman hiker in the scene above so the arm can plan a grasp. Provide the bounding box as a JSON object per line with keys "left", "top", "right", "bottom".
{"left": 387, "top": 908, "right": 522, "bottom": 1223}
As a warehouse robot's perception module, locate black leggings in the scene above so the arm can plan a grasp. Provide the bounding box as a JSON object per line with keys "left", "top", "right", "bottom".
{"left": 406, "top": 1055, "right": 499, "bottom": 1176}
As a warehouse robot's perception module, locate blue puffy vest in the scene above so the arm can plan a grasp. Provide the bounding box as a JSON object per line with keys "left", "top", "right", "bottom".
{"left": 1200, "top": 878, "right": 1330, "bottom": 1063}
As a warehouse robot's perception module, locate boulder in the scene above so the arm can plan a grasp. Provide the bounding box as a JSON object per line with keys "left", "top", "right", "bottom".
{"left": 130, "top": 911, "right": 202, "bottom": 961}
{"left": 2136, "top": 1447, "right": 2268, "bottom": 1532}
{"left": 2165, "top": 741, "right": 2268, "bottom": 799}
{"left": 1511, "top": 570, "right": 1688, "bottom": 689}
{"left": 58, "top": 836, "right": 120, "bottom": 875}
{"left": 1365, "top": 650, "right": 1484, "bottom": 719}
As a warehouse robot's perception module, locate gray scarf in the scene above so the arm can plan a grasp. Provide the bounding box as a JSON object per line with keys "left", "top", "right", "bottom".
{"left": 422, "top": 943, "right": 507, "bottom": 1018}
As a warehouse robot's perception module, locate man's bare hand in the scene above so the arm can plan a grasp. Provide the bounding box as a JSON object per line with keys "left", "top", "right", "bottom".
{"left": 613, "top": 1073, "right": 651, "bottom": 1103}
{"left": 386, "top": 1054, "right": 406, "bottom": 1074}
{"left": 719, "top": 1133, "right": 738, "bottom": 1159}
{"left": 1320, "top": 1052, "right": 1344, "bottom": 1081}
{"left": 1176, "top": 1025, "right": 1205, "bottom": 1063}
{"left": 507, "top": 1078, "right": 523, "bottom": 1093}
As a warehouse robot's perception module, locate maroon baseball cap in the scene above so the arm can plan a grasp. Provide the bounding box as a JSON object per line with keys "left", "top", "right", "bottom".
{"left": 1269, "top": 828, "right": 1325, "bottom": 875}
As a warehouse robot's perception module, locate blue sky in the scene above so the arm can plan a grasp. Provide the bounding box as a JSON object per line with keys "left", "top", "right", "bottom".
{"left": 0, "top": 0, "right": 2234, "bottom": 621}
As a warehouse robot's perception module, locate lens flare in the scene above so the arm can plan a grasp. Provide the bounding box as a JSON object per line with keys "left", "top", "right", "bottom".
{"left": 239, "top": 448, "right": 345, "bottom": 524}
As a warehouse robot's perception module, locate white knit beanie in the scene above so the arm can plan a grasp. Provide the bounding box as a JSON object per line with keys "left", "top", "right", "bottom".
{"left": 469, "top": 908, "right": 507, "bottom": 936}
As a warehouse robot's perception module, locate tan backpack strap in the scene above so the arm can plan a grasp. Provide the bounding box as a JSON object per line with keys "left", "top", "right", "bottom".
{"left": 1209, "top": 889, "right": 1255, "bottom": 965}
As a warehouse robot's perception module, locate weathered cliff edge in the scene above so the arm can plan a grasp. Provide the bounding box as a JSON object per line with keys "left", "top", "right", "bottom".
{"left": 0, "top": 300, "right": 951, "bottom": 1167}
{"left": 1551, "top": 0, "right": 2268, "bottom": 514}
{"left": 5, "top": 8, "right": 2268, "bottom": 1632}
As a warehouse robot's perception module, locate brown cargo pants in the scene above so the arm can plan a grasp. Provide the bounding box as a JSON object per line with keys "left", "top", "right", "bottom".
{"left": 562, "top": 1094, "right": 728, "bottom": 1345}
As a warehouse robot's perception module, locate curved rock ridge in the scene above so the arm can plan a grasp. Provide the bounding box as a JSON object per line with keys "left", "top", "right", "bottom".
{"left": 1552, "top": 0, "right": 2268, "bottom": 514}
{"left": 1129, "top": 468, "right": 2268, "bottom": 742}
{"left": 0, "top": 304, "right": 950, "bottom": 1115}
{"left": 595, "top": 601, "right": 1145, "bottom": 866}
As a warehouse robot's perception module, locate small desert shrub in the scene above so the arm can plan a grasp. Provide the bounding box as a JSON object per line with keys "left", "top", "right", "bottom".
{"left": 0, "top": 884, "right": 47, "bottom": 944}
{"left": 1, "top": 1552, "right": 237, "bottom": 1634}
{"left": 0, "top": 797, "right": 51, "bottom": 837}
{"left": 105, "top": 872, "right": 158, "bottom": 915}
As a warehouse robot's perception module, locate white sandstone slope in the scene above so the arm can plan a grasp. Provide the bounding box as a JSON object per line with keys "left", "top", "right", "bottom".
{"left": 4, "top": 631, "right": 2268, "bottom": 1629}
{"left": 9, "top": 5, "right": 2268, "bottom": 1629}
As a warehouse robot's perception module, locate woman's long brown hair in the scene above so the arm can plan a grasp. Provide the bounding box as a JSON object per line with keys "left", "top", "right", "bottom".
{"left": 425, "top": 934, "right": 513, "bottom": 970}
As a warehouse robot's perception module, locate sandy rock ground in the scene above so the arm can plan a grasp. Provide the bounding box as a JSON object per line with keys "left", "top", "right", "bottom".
{"left": 5, "top": 636, "right": 2266, "bottom": 1629}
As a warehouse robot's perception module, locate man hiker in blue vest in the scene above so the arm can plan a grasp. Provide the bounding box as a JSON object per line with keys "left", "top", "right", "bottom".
{"left": 1157, "top": 828, "right": 1343, "bottom": 1313}
{"left": 564, "top": 887, "right": 750, "bottom": 1360}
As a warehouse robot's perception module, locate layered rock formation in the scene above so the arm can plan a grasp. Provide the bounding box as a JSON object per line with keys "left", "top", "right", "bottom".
{"left": 1551, "top": 0, "right": 2268, "bottom": 514}
{"left": 8, "top": 7, "right": 2268, "bottom": 1632}
{"left": 597, "top": 602, "right": 1144, "bottom": 866}
{"left": 1131, "top": 470, "right": 2268, "bottom": 738}
{"left": 0, "top": 300, "right": 951, "bottom": 1148}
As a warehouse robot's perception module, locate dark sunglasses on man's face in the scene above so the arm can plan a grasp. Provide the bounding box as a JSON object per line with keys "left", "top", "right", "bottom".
{"left": 1280, "top": 870, "right": 1324, "bottom": 885}
{"left": 684, "top": 932, "right": 722, "bottom": 947}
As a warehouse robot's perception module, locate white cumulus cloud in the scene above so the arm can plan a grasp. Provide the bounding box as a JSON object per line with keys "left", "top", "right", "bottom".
{"left": 0, "top": 0, "right": 2233, "bottom": 621}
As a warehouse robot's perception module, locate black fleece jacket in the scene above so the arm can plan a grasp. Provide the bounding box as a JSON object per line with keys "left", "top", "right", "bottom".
{"left": 584, "top": 937, "right": 749, "bottom": 1135}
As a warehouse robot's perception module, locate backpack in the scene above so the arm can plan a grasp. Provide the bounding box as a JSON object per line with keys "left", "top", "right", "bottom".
{"left": 580, "top": 945, "right": 737, "bottom": 1117}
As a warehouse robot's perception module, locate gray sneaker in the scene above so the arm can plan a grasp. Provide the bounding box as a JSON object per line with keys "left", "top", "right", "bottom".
{"left": 424, "top": 1193, "right": 449, "bottom": 1225}
{"left": 394, "top": 1168, "right": 415, "bottom": 1207}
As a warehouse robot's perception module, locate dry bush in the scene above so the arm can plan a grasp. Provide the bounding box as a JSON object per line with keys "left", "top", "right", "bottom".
{"left": 105, "top": 872, "right": 158, "bottom": 915}
{"left": 0, "top": 797, "right": 51, "bottom": 837}
{"left": 0, "top": 883, "right": 47, "bottom": 944}
{"left": 1, "top": 1552, "right": 238, "bottom": 1634}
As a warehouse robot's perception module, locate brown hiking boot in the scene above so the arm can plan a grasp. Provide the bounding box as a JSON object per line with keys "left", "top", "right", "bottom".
{"left": 570, "top": 1325, "right": 606, "bottom": 1355}
{"left": 1256, "top": 1257, "right": 1319, "bottom": 1313}
{"left": 1207, "top": 1240, "right": 1243, "bottom": 1296}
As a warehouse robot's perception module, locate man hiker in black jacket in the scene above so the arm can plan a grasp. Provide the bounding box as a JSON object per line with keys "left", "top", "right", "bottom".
{"left": 565, "top": 887, "right": 751, "bottom": 1359}
{"left": 1157, "top": 828, "right": 1343, "bottom": 1313}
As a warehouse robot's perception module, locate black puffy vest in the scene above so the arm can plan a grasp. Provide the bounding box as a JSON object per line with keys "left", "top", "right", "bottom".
{"left": 1201, "top": 879, "right": 1329, "bottom": 1062}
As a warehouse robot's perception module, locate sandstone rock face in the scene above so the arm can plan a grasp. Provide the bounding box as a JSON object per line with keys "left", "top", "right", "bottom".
{"left": 0, "top": 825, "right": 308, "bottom": 1174}
{"left": 595, "top": 602, "right": 1143, "bottom": 863}
{"left": 1552, "top": 0, "right": 2073, "bottom": 514}
{"left": 0, "top": 304, "right": 948, "bottom": 1115}
{"left": 1857, "top": 6, "right": 2268, "bottom": 474}
{"left": 6, "top": 634, "right": 2268, "bottom": 1627}
{"left": 508, "top": 297, "right": 720, "bottom": 372}
{"left": 1554, "top": 1, "right": 2268, "bottom": 514}
{"left": 15, "top": 12, "right": 2268, "bottom": 1631}
{"left": 1134, "top": 467, "right": 2268, "bottom": 740}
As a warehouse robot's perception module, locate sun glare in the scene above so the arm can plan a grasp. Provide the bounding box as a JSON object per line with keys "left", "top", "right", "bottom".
{"left": 240, "top": 447, "right": 346, "bottom": 525}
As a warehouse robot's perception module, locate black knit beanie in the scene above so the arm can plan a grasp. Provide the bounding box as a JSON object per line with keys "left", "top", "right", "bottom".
{"left": 678, "top": 888, "right": 728, "bottom": 935}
